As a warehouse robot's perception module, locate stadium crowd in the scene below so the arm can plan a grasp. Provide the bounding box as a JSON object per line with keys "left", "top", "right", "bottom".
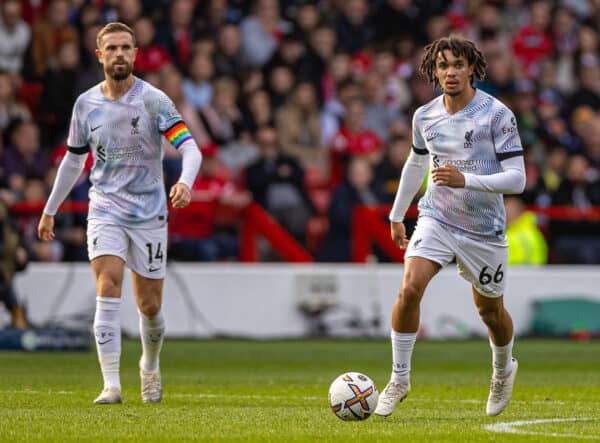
{"left": 0, "top": 0, "right": 599, "bottom": 266}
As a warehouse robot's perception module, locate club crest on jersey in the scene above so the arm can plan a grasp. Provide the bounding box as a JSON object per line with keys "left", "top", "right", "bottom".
{"left": 464, "top": 130, "right": 474, "bottom": 148}
{"left": 131, "top": 116, "right": 140, "bottom": 134}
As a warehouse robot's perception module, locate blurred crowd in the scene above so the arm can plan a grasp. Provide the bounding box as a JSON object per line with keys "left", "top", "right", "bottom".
{"left": 0, "top": 0, "right": 599, "bottom": 267}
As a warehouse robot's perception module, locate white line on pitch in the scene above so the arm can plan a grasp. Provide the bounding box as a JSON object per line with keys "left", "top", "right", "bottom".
{"left": 484, "top": 418, "right": 600, "bottom": 440}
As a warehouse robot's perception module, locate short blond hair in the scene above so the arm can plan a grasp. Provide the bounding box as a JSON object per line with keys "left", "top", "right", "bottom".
{"left": 96, "top": 22, "right": 136, "bottom": 49}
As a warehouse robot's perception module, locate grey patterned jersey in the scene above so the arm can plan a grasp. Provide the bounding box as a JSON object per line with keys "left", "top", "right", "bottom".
{"left": 413, "top": 89, "right": 523, "bottom": 237}
{"left": 67, "top": 77, "right": 183, "bottom": 229}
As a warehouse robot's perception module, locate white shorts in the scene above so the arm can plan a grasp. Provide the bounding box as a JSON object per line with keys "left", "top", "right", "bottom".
{"left": 87, "top": 221, "right": 168, "bottom": 279}
{"left": 405, "top": 216, "right": 508, "bottom": 297}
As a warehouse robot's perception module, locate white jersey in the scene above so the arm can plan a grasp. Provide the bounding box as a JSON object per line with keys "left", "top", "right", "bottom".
{"left": 413, "top": 89, "right": 523, "bottom": 237}
{"left": 67, "top": 78, "right": 185, "bottom": 229}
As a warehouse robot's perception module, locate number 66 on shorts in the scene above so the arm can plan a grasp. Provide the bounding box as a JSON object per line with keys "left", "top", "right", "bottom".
{"left": 405, "top": 216, "right": 508, "bottom": 297}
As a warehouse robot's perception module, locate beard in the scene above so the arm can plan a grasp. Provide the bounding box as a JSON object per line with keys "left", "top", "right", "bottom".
{"left": 107, "top": 61, "right": 132, "bottom": 80}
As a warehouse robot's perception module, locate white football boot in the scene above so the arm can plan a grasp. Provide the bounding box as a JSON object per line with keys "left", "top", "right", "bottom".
{"left": 140, "top": 365, "right": 162, "bottom": 403}
{"left": 93, "top": 387, "right": 122, "bottom": 404}
{"left": 486, "top": 358, "right": 518, "bottom": 416}
{"left": 374, "top": 380, "right": 410, "bottom": 417}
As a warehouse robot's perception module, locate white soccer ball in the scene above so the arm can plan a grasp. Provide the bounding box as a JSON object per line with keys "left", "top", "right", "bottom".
{"left": 328, "top": 372, "right": 379, "bottom": 421}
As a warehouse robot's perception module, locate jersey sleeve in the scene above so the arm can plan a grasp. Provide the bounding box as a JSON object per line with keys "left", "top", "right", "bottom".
{"left": 411, "top": 108, "right": 429, "bottom": 155}
{"left": 492, "top": 106, "right": 523, "bottom": 161}
{"left": 157, "top": 93, "right": 193, "bottom": 149}
{"left": 66, "top": 97, "right": 90, "bottom": 154}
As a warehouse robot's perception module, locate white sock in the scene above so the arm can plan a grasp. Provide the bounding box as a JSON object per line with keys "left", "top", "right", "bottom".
{"left": 139, "top": 310, "right": 165, "bottom": 372}
{"left": 93, "top": 297, "right": 121, "bottom": 390}
{"left": 391, "top": 330, "right": 417, "bottom": 384}
{"left": 490, "top": 336, "right": 514, "bottom": 378}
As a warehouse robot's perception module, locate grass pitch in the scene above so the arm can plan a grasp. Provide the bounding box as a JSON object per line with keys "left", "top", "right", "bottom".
{"left": 0, "top": 339, "right": 598, "bottom": 442}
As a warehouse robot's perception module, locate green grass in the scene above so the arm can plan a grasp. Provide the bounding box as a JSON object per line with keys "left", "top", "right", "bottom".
{"left": 0, "top": 339, "right": 599, "bottom": 442}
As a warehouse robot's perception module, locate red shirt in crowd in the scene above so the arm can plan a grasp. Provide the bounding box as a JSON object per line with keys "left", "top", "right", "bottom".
{"left": 512, "top": 25, "right": 553, "bottom": 77}
{"left": 329, "top": 127, "right": 382, "bottom": 187}
{"left": 134, "top": 46, "right": 172, "bottom": 74}
{"left": 169, "top": 175, "right": 232, "bottom": 239}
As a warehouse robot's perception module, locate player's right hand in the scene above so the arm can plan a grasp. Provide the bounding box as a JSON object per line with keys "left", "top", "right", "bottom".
{"left": 37, "top": 213, "right": 55, "bottom": 241}
{"left": 390, "top": 221, "right": 409, "bottom": 249}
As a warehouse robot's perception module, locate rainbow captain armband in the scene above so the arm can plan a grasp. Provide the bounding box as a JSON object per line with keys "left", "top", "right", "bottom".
{"left": 164, "top": 121, "right": 192, "bottom": 149}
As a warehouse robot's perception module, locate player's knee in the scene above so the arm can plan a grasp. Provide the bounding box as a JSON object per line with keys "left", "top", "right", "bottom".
{"left": 96, "top": 275, "right": 121, "bottom": 297}
{"left": 138, "top": 298, "right": 161, "bottom": 316}
{"left": 399, "top": 283, "right": 422, "bottom": 309}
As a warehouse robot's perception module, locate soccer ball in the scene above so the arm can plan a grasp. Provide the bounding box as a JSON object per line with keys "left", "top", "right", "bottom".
{"left": 328, "top": 372, "right": 379, "bottom": 421}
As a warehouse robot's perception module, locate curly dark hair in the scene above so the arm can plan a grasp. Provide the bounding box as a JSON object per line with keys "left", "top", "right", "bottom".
{"left": 419, "top": 35, "right": 487, "bottom": 87}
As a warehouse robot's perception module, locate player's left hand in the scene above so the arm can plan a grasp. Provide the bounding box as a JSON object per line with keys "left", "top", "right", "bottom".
{"left": 431, "top": 164, "right": 465, "bottom": 188}
{"left": 169, "top": 183, "right": 191, "bottom": 208}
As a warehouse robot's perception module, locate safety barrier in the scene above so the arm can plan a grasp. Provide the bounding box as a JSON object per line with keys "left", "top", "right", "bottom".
{"left": 8, "top": 201, "right": 600, "bottom": 263}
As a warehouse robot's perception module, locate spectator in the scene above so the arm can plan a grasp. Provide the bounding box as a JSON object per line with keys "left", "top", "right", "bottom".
{"left": 335, "top": 0, "right": 373, "bottom": 54}
{"left": 266, "top": 65, "right": 295, "bottom": 110}
{"left": 29, "top": 0, "right": 78, "bottom": 79}
{"left": 155, "top": 0, "right": 196, "bottom": 69}
{"left": 183, "top": 51, "right": 214, "bottom": 110}
{"left": 550, "top": 154, "right": 600, "bottom": 263}
{"left": 240, "top": 0, "right": 291, "bottom": 67}
{"left": 75, "top": 23, "right": 104, "bottom": 95}
{"left": 264, "top": 31, "right": 308, "bottom": 82}
{"left": 213, "top": 24, "right": 244, "bottom": 80}
{"left": 195, "top": 0, "right": 242, "bottom": 36}
{"left": 536, "top": 145, "right": 568, "bottom": 205}
{"left": 566, "top": 62, "right": 600, "bottom": 121}
{"left": 169, "top": 144, "right": 250, "bottom": 261}
{"left": 291, "top": 1, "right": 320, "bottom": 42}
{"left": 117, "top": 0, "right": 142, "bottom": 26}
{"left": 1, "top": 120, "right": 48, "bottom": 198}
{"left": 199, "top": 78, "right": 256, "bottom": 174}
{"left": 505, "top": 196, "right": 548, "bottom": 265}
{"left": 511, "top": 0, "right": 553, "bottom": 78}
{"left": 373, "top": 0, "right": 425, "bottom": 46}
{"left": 38, "top": 41, "right": 80, "bottom": 147}
{"left": 0, "top": 0, "right": 31, "bottom": 76}
{"left": 0, "top": 72, "right": 31, "bottom": 132}
{"left": 374, "top": 135, "right": 411, "bottom": 203}
{"left": 0, "top": 201, "right": 29, "bottom": 328}
{"left": 302, "top": 23, "right": 337, "bottom": 99}
{"left": 245, "top": 125, "right": 313, "bottom": 244}
{"left": 275, "top": 81, "right": 326, "bottom": 175}
{"left": 321, "top": 51, "right": 354, "bottom": 108}
{"left": 317, "top": 155, "right": 383, "bottom": 262}
{"left": 372, "top": 47, "right": 411, "bottom": 114}
{"left": 133, "top": 16, "right": 173, "bottom": 75}
{"left": 321, "top": 77, "right": 362, "bottom": 147}
{"left": 329, "top": 98, "right": 383, "bottom": 187}
{"left": 244, "top": 89, "right": 275, "bottom": 134}
{"left": 362, "top": 70, "right": 401, "bottom": 142}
